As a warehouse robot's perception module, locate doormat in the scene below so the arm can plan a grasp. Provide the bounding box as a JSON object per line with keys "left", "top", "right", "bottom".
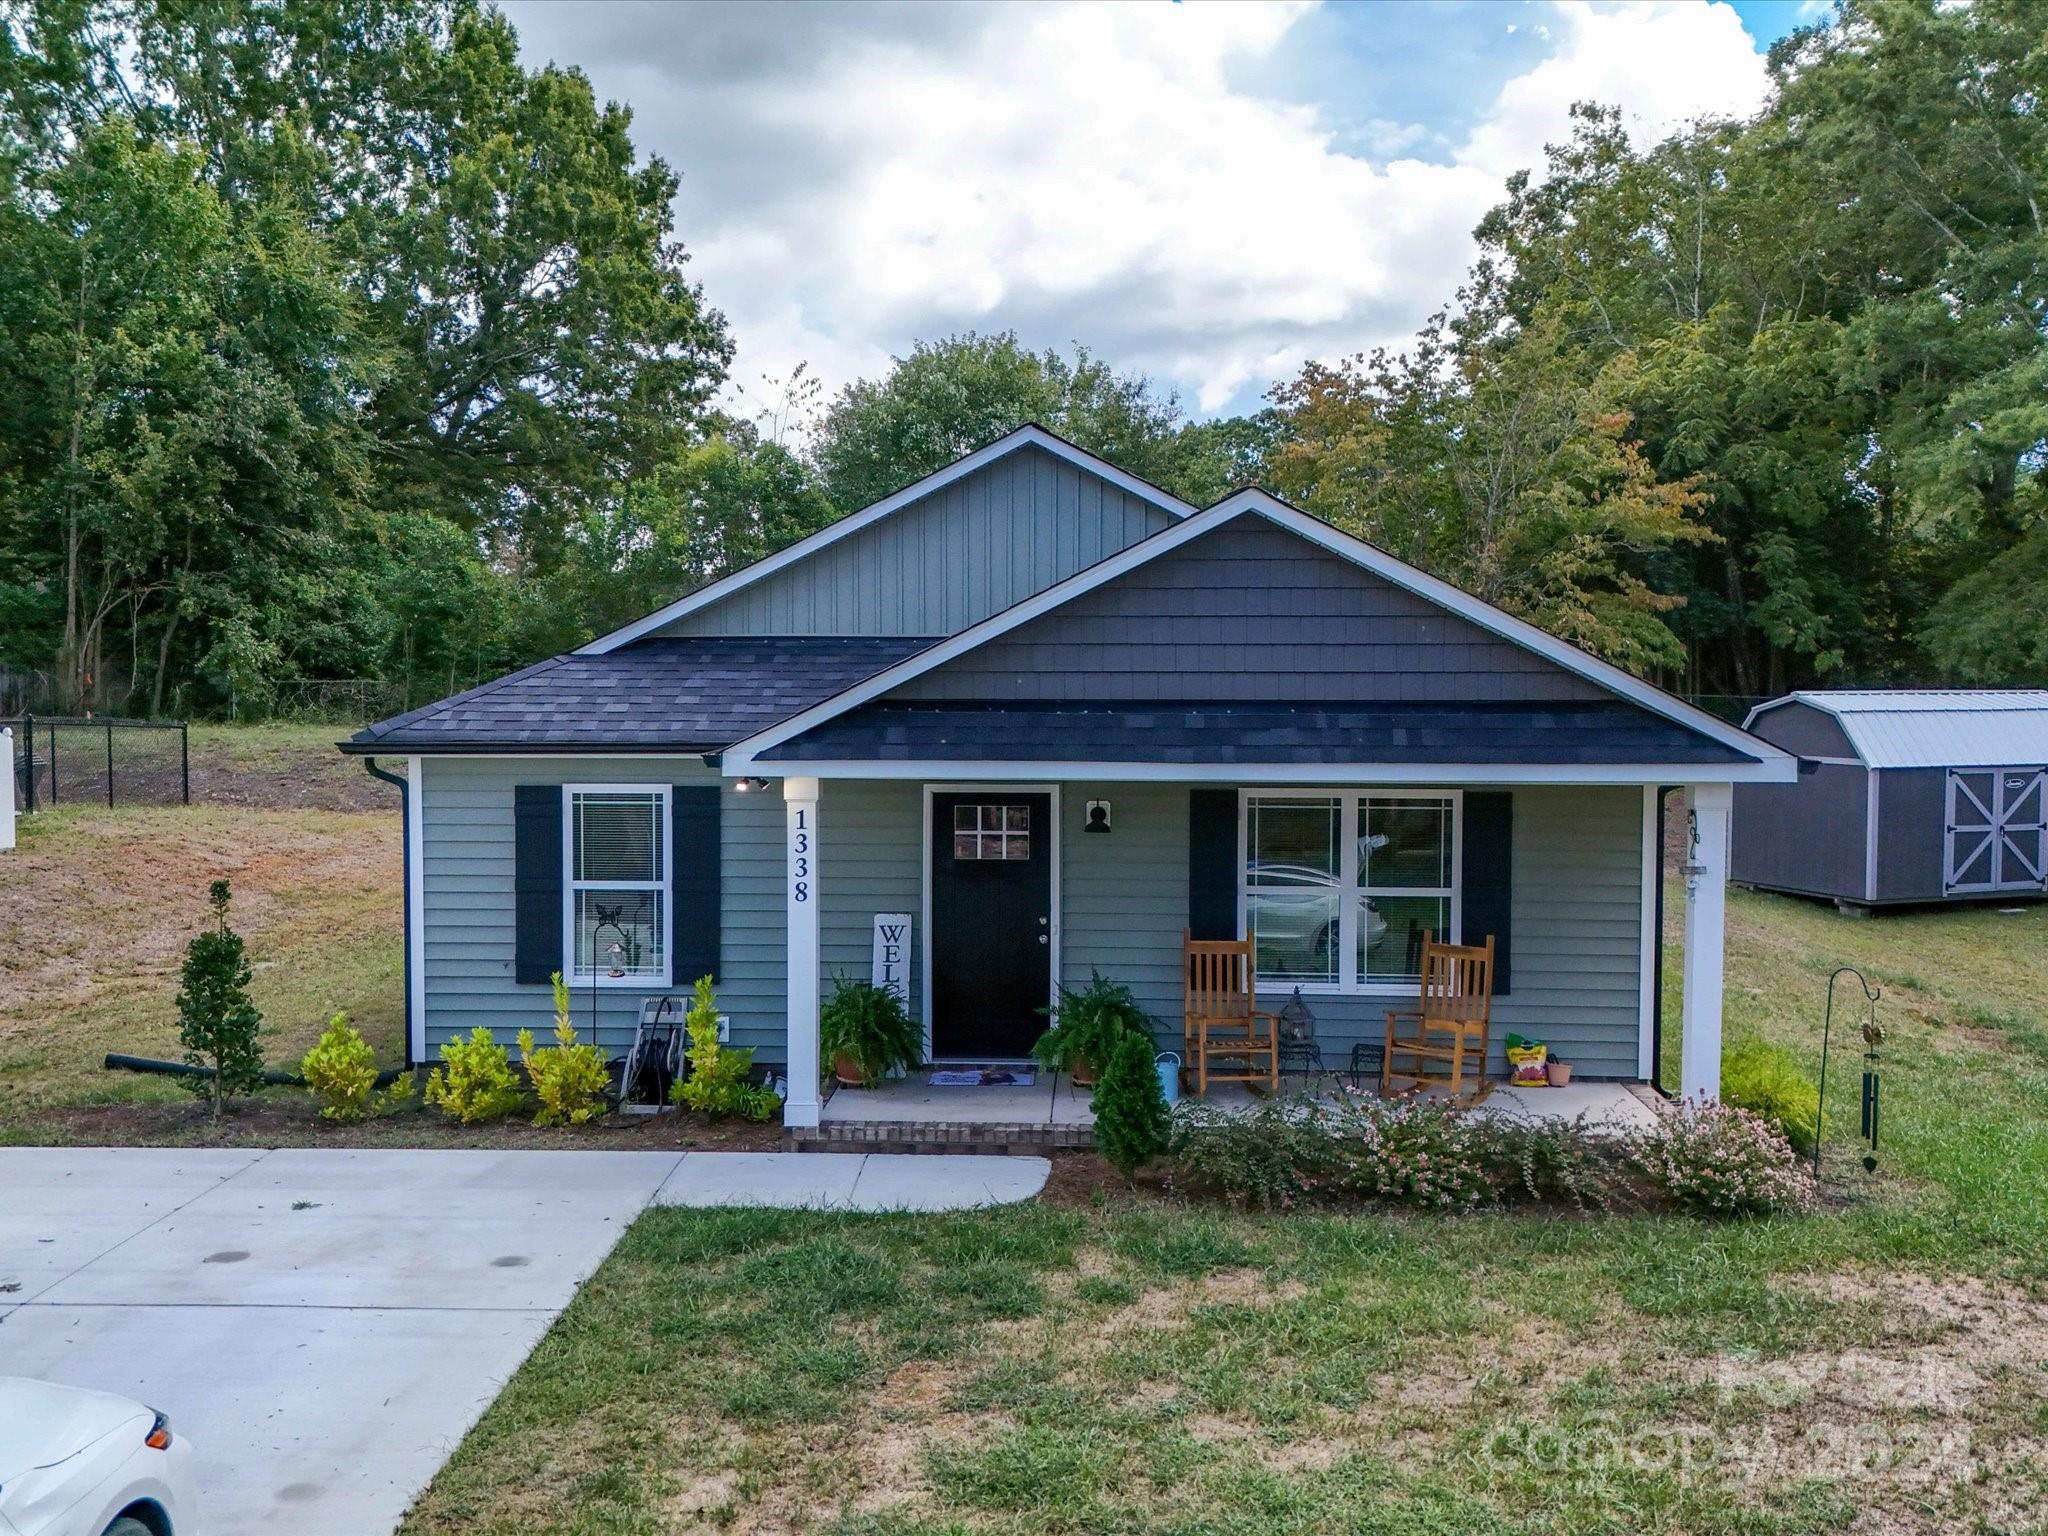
{"left": 929, "top": 1069, "right": 1036, "bottom": 1087}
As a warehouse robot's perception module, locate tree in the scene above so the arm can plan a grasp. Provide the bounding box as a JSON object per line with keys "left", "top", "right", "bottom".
{"left": 812, "top": 331, "right": 1188, "bottom": 511}
{"left": 1269, "top": 310, "right": 1714, "bottom": 675}
{"left": 176, "top": 879, "right": 265, "bottom": 1116}
{"left": 1092, "top": 1028, "right": 1172, "bottom": 1178}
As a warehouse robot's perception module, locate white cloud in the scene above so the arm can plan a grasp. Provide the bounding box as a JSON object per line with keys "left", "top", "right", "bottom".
{"left": 506, "top": 0, "right": 1772, "bottom": 419}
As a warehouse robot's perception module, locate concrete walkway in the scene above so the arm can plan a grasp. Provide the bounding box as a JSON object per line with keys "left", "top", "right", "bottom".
{"left": 0, "top": 1147, "right": 1048, "bottom": 1535}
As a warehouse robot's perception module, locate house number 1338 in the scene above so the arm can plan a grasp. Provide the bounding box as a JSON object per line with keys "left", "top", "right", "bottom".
{"left": 791, "top": 810, "right": 810, "bottom": 903}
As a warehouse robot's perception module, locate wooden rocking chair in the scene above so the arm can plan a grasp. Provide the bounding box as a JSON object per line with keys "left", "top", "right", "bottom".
{"left": 1182, "top": 932, "right": 1279, "bottom": 1094}
{"left": 1381, "top": 932, "right": 1496, "bottom": 1104}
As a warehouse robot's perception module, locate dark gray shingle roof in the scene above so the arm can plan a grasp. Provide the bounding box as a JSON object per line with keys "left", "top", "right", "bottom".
{"left": 759, "top": 700, "right": 1752, "bottom": 765}
{"left": 342, "top": 637, "right": 937, "bottom": 754}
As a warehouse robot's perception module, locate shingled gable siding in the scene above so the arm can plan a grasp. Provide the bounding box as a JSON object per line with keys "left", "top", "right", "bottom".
{"left": 1061, "top": 783, "right": 1646, "bottom": 1079}
{"left": 418, "top": 758, "right": 922, "bottom": 1061}
{"left": 657, "top": 444, "right": 1177, "bottom": 638}
{"left": 893, "top": 516, "right": 1612, "bottom": 704}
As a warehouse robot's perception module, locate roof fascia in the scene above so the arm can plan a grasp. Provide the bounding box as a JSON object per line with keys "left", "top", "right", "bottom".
{"left": 576, "top": 424, "right": 1197, "bottom": 656}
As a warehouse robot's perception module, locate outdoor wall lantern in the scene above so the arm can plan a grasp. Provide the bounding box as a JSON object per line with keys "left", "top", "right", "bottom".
{"left": 1084, "top": 799, "right": 1112, "bottom": 834}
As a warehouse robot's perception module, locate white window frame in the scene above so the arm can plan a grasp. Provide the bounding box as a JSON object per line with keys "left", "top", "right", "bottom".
{"left": 561, "top": 783, "right": 673, "bottom": 989}
{"left": 1236, "top": 787, "right": 1463, "bottom": 995}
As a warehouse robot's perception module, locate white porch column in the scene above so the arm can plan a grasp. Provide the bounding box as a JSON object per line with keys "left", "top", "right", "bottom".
{"left": 783, "top": 776, "right": 822, "bottom": 1128}
{"left": 1679, "top": 782, "right": 1731, "bottom": 1103}
{"left": 1, "top": 726, "right": 15, "bottom": 851}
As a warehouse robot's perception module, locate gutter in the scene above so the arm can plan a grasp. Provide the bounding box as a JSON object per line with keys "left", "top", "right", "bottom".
{"left": 361, "top": 757, "right": 414, "bottom": 1069}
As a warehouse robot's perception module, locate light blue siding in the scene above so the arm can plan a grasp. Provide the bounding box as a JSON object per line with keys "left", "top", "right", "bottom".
{"left": 658, "top": 445, "right": 1175, "bottom": 638}
{"left": 1058, "top": 783, "right": 1645, "bottom": 1077}
{"left": 417, "top": 759, "right": 918, "bottom": 1064}
{"left": 419, "top": 766, "right": 1646, "bottom": 1081}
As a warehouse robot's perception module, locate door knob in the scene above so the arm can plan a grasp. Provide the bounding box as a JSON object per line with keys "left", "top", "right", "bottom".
{"left": 1038, "top": 934, "right": 1049, "bottom": 945}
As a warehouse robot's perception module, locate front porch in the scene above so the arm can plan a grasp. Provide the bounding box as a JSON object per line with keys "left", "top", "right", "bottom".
{"left": 791, "top": 1071, "right": 1666, "bottom": 1151}
{"left": 773, "top": 774, "right": 1739, "bottom": 1132}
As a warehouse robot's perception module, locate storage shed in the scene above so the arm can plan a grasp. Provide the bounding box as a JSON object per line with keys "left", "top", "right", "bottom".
{"left": 1734, "top": 691, "right": 2048, "bottom": 910}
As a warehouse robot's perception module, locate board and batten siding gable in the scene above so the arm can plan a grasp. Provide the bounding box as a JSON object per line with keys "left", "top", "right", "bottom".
{"left": 1061, "top": 782, "right": 1644, "bottom": 1078}
{"left": 892, "top": 516, "right": 1613, "bottom": 704}
{"left": 656, "top": 444, "right": 1177, "bottom": 638}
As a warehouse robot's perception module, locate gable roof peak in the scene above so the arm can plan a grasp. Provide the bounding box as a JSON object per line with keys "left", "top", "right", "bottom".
{"left": 576, "top": 422, "right": 1196, "bottom": 655}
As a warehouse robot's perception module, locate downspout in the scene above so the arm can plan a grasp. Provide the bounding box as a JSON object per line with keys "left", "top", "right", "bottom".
{"left": 362, "top": 756, "right": 414, "bottom": 1069}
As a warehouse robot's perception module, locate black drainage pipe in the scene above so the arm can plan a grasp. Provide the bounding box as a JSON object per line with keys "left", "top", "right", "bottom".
{"left": 104, "top": 1053, "right": 407, "bottom": 1089}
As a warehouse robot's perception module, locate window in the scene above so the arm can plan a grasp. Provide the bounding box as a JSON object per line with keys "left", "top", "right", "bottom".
{"left": 1243, "top": 791, "right": 1458, "bottom": 991}
{"left": 954, "top": 803, "right": 1031, "bottom": 860}
{"left": 565, "top": 787, "right": 669, "bottom": 984}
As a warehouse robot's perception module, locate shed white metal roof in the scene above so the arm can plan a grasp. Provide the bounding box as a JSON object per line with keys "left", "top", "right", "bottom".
{"left": 1747, "top": 690, "right": 2048, "bottom": 769}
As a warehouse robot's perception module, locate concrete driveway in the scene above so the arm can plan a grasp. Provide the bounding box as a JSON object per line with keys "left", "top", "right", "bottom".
{"left": 0, "top": 1147, "right": 1048, "bottom": 1535}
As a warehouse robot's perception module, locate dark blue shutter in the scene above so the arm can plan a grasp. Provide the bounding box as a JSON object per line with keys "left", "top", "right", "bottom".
{"left": 1461, "top": 791, "right": 1512, "bottom": 994}
{"left": 1188, "top": 788, "right": 1239, "bottom": 940}
{"left": 514, "top": 785, "right": 563, "bottom": 985}
{"left": 672, "top": 785, "right": 721, "bottom": 988}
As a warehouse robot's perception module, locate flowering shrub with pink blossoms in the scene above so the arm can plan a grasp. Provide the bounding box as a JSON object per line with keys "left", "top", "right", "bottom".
{"left": 1168, "top": 1092, "right": 1811, "bottom": 1218}
{"left": 1625, "top": 1098, "right": 1815, "bottom": 1216}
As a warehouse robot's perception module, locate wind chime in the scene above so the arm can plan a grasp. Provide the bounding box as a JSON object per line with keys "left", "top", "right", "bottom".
{"left": 1815, "top": 966, "right": 1884, "bottom": 1177}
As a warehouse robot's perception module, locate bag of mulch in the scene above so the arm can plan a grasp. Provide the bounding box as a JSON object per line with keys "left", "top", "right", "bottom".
{"left": 1504, "top": 1033, "right": 1549, "bottom": 1086}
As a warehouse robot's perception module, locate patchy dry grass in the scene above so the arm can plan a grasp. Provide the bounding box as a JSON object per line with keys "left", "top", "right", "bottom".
{"left": 406, "top": 886, "right": 2048, "bottom": 1536}
{"left": 0, "top": 798, "right": 401, "bottom": 1121}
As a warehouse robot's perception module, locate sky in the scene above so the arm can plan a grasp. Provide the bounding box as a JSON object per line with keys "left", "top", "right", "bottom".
{"left": 501, "top": 0, "right": 1829, "bottom": 425}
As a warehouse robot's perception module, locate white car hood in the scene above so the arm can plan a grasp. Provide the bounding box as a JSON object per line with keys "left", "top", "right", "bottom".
{"left": 0, "top": 1377, "right": 148, "bottom": 1488}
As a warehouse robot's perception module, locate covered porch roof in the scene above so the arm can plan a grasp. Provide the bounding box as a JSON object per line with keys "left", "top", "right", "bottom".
{"left": 757, "top": 699, "right": 1756, "bottom": 769}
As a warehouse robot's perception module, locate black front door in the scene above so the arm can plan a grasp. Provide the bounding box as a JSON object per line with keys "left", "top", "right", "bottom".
{"left": 930, "top": 791, "right": 1053, "bottom": 1058}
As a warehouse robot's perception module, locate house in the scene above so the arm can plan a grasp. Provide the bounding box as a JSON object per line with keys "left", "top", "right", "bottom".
{"left": 340, "top": 425, "right": 1795, "bottom": 1125}
{"left": 1735, "top": 691, "right": 2048, "bottom": 911}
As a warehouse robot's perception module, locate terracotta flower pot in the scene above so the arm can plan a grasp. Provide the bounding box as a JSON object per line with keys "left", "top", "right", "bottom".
{"left": 1546, "top": 1060, "right": 1573, "bottom": 1087}
{"left": 832, "top": 1051, "right": 867, "bottom": 1087}
{"left": 1069, "top": 1055, "right": 1098, "bottom": 1088}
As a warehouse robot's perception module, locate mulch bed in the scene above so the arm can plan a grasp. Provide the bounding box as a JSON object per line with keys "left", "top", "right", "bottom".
{"left": 11, "top": 1095, "right": 788, "bottom": 1152}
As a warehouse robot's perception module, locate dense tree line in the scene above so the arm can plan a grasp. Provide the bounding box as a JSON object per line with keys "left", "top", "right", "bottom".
{"left": 1, "top": 0, "right": 2040, "bottom": 719}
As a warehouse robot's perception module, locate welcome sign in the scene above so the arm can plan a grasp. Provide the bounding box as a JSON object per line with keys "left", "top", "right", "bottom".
{"left": 871, "top": 913, "right": 912, "bottom": 1004}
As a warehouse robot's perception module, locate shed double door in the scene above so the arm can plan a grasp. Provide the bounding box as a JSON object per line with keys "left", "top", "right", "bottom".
{"left": 1945, "top": 768, "right": 2048, "bottom": 893}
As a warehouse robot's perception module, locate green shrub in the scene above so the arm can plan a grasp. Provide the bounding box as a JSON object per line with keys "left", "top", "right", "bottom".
{"left": 1168, "top": 1098, "right": 1346, "bottom": 1209}
{"left": 1092, "top": 1028, "right": 1171, "bottom": 1175}
{"left": 673, "top": 976, "right": 779, "bottom": 1121}
{"left": 424, "top": 1026, "right": 527, "bottom": 1123}
{"left": 301, "top": 1013, "right": 378, "bottom": 1122}
{"left": 1628, "top": 1099, "right": 1813, "bottom": 1216}
{"left": 176, "top": 879, "right": 265, "bottom": 1117}
{"left": 518, "top": 973, "right": 612, "bottom": 1126}
{"left": 1338, "top": 1096, "right": 1494, "bottom": 1211}
{"left": 819, "top": 976, "right": 922, "bottom": 1087}
{"left": 1031, "top": 971, "right": 1150, "bottom": 1077}
{"left": 1722, "top": 1039, "right": 1821, "bottom": 1154}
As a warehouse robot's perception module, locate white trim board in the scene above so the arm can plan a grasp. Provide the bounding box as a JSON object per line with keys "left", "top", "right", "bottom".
{"left": 721, "top": 494, "right": 1796, "bottom": 779}
{"left": 578, "top": 425, "right": 1196, "bottom": 655}
{"left": 406, "top": 756, "right": 426, "bottom": 1064}
{"left": 728, "top": 760, "right": 1796, "bottom": 786}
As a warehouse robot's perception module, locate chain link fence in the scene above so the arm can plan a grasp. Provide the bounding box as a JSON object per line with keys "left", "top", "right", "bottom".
{"left": 5, "top": 716, "right": 189, "bottom": 812}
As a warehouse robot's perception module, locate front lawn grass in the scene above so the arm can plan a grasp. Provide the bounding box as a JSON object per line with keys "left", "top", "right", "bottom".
{"left": 404, "top": 889, "right": 2048, "bottom": 1536}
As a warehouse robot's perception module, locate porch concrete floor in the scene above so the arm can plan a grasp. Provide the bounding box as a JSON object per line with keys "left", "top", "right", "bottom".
{"left": 820, "top": 1074, "right": 1661, "bottom": 1133}
{"left": 822, "top": 1072, "right": 1095, "bottom": 1128}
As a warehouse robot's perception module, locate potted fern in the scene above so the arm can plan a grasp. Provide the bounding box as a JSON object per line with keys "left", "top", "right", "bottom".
{"left": 1031, "top": 971, "right": 1151, "bottom": 1087}
{"left": 819, "top": 976, "right": 923, "bottom": 1087}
